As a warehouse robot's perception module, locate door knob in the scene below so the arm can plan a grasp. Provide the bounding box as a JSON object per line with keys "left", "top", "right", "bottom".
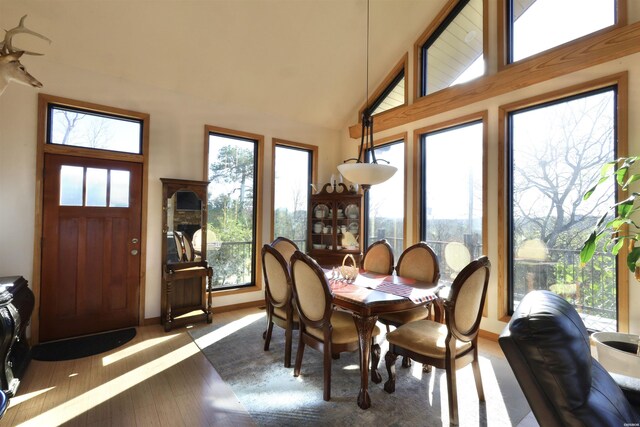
{"left": 131, "top": 249, "right": 139, "bottom": 256}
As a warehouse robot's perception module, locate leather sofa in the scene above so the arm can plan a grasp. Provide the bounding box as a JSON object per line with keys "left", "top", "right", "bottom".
{"left": 499, "top": 290, "right": 639, "bottom": 426}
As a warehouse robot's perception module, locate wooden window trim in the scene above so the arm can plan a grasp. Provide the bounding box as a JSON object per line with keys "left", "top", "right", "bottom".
{"left": 351, "top": 19, "right": 640, "bottom": 139}
{"left": 357, "top": 53, "right": 409, "bottom": 122}
{"left": 412, "top": 111, "right": 488, "bottom": 316}
{"left": 270, "top": 138, "right": 319, "bottom": 242}
{"left": 412, "top": 0, "right": 488, "bottom": 103}
{"left": 203, "top": 125, "right": 265, "bottom": 295}
{"left": 33, "top": 93, "right": 150, "bottom": 343}
{"left": 497, "top": 0, "right": 627, "bottom": 72}
{"left": 497, "top": 72, "right": 629, "bottom": 330}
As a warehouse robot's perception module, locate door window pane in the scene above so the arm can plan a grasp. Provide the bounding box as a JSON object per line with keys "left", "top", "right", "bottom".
{"left": 365, "top": 141, "right": 404, "bottom": 257}
{"left": 509, "top": 88, "right": 616, "bottom": 331}
{"left": 110, "top": 170, "right": 130, "bottom": 208}
{"left": 85, "top": 168, "right": 108, "bottom": 207}
{"left": 421, "top": 122, "right": 483, "bottom": 279}
{"left": 274, "top": 145, "right": 311, "bottom": 251}
{"left": 207, "top": 133, "right": 258, "bottom": 290}
{"left": 509, "top": 0, "right": 615, "bottom": 63}
{"left": 59, "top": 165, "right": 84, "bottom": 206}
{"left": 49, "top": 105, "right": 143, "bottom": 154}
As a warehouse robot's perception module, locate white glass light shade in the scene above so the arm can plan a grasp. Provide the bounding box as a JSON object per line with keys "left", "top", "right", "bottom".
{"left": 337, "top": 163, "right": 397, "bottom": 186}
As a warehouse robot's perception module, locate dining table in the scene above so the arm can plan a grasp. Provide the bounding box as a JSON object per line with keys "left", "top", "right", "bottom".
{"left": 325, "top": 269, "right": 441, "bottom": 409}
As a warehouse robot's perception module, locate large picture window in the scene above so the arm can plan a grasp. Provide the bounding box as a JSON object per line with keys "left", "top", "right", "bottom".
{"left": 419, "top": 119, "right": 484, "bottom": 279}
{"left": 273, "top": 141, "right": 315, "bottom": 251}
{"left": 507, "top": 86, "right": 618, "bottom": 331}
{"left": 206, "top": 129, "right": 260, "bottom": 290}
{"left": 364, "top": 138, "right": 404, "bottom": 257}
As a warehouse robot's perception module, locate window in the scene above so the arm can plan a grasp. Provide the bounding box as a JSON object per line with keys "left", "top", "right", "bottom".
{"left": 370, "top": 70, "right": 405, "bottom": 117}
{"left": 59, "top": 166, "right": 130, "bottom": 208}
{"left": 206, "top": 129, "right": 261, "bottom": 290}
{"left": 419, "top": 119, "right": 485, "bottom": 279}
{"left": 273, "top": 141, "right": 316, "bottom": 251}
{"left": 418, "top": 0, "right": 484, "bottom": 97}
{"left": 506, "top": 86, "right": 618, "bottom": 331}
{"left": 364, "top": 138, "right": 405, "bottom": 257}
{"left": 48, "top": 105, "right": 143, "bottom": 154}
{"left": 507, "top": 0, "right": 616, "bottom": 63}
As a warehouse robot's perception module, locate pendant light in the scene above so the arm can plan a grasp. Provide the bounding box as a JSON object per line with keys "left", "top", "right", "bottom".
{"left": 337, "top": 0, "right": 397, "bottom": 192}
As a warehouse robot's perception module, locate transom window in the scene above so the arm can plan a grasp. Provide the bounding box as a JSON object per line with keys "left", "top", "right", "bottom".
{"left": 419, "top": 0, "right": 484, "bottom": 97}
{"left": 48, "top": 105, "right": 143, "bottom": 154}
{"left": 370, "top": 70, "right": 405, "bottom": 116}
{"left": 507, "top": 0, "right": 616, "bottom": 63}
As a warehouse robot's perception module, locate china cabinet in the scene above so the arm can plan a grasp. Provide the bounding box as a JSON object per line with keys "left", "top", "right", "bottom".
{"left": 308, "top": 183, "right": 363, "bottom": 267}
{"left": 160, "top": 178, "right": 213, "bottom": 331}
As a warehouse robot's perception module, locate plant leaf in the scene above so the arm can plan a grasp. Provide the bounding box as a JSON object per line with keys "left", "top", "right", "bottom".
{"left": 627, "top": 246, "right": 640, "bottom": 272}
{"left": 580, "top": 232, "right": 597, "bottom": 265}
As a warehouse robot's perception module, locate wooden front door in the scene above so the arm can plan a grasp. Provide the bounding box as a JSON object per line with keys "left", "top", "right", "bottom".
{"left": 40, "top": 154, "right": 142, "bottom": 342}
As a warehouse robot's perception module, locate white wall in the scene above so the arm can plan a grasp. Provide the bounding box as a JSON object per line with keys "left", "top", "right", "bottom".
{"left": 0, "top": 59, "right": 341, "bottom": 321}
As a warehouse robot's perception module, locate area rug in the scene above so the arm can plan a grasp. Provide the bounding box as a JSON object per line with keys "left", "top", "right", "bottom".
{"left": 189, "top": 313, "right": 531, "bottom": 426}
{"left": 31, "top": 328, "right": 137, "bottom": 361}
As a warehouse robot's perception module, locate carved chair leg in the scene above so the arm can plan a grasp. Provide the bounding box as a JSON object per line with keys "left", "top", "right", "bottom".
{"left": 263, "top": 317, "right": 273, "bottom": 352}
{"left": 446, "top": 361, "right": 459, "bottom": 425}
{"left": 293, "top": 334, "right": 305, "bottom": 377}
{"left": 323, "top": 345, "right": 332, "bottom": 401}
{"left": 402, "top": 356, "right": 411, "bottom": 368}
{"left": 422, "top": 363, "right": 432, "bottom": 373}
{"left": 284, "top": 326, "right": 292, "bottom": 368}
{"left": 371, "top": 341, "right": 381, "bottom": 384}
{"left": 384, "top": 351, "right": 398, "bottom": 393}
{"left": 472, "top": 357, "right": 485, "bottom": 402}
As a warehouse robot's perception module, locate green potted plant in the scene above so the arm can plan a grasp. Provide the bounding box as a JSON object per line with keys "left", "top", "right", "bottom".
{"left": 580, "top": 156, "right": 640, "bottom": 278}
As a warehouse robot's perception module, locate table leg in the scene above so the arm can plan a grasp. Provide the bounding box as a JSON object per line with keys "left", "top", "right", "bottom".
{"left": 352, "top": 313, "right": 378, "bottom": 409}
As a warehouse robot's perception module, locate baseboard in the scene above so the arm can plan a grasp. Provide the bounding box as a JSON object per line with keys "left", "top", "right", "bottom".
{"left": 213, "top": 300, "right": 264, "bottom": 313}
{"left": 479, "top": 329, "right": 500, "bottom": 342}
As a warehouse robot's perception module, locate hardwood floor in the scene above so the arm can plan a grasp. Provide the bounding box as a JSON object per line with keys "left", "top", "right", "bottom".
{"left": 1, "top": 308, "right": 536, "bottom": 426}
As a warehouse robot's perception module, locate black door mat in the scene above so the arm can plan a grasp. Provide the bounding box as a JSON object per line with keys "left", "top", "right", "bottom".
{"left": 31, "top": 328, "right": 136, "bottom": 361}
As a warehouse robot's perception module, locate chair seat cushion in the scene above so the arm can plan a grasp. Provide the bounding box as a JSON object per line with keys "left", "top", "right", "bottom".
{"left": 379, "top": 305, "right": 430, "bottom": 326}
{"left": 307, "top": 310, "right": 380, "bottom": 345}
{"left": 386, "top": 319, "right": 471, "bottom": 358}
{"left": 274, "top": 306, "right": 299, "bottom": 322}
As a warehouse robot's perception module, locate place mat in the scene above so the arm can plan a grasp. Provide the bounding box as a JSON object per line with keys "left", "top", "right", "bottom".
{"left": 375, "top": 281, "right": 437, "bottom": 304}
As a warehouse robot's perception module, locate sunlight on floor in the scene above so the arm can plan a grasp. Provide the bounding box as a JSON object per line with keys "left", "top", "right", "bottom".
{"left": 17, "top": 313, "right": 267, "bottom": 426}
{"left": 102, "top": 333, "right": 179, "bottom": 366}
{"left": 7, "top": 387, "right": 55, "bottom": 407}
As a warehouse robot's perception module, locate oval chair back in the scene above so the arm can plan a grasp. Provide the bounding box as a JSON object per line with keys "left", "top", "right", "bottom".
{"left": 271, "top": 236, "right": 299, "bottom": 265}
{"left": 396, "top": 242, "right": 440, "bottom": 283}
{"left": 362, "top": 239, "right": 394, "bottom": 275}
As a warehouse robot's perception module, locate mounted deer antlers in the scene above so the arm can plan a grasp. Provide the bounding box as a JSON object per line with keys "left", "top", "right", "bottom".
{"left": 0, "top": 15, "right": 51, "bottom": 96}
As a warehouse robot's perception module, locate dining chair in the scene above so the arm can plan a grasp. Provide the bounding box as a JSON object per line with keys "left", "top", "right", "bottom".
{"left": 362, "top": 239, "right": 394, "bottom": 275}
{"left": 290, "top": 250, "right": 381, "bottom": 401}
{"left": 271, "top": 236, "right": 299, "bottom": 264}
{"left": 383, "top": 256, "right": 491, "bottom": 425}
{"left": 378, "top": 242, "right": 440, "bottom": 330}
{"left": 261, "top": 244, "right": 299, "bottom": 367}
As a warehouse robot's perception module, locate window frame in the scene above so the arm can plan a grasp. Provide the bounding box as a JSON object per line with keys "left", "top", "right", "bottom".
{"left": 414, "top": 112, "right": 488, "bottom": 315}
{"left": 363, "top": 134, "right": 407, "bottom": 256}
{"left": 413, "top": 0, "right": 488, "bottom": 101}
{"left": 271, "top": 138, "right": 318, "bottom": 245}
{"left": 203, "top": 125, "right": 264, "bottom": 294}
{"left": 497, "top": 73, "right": 629, "bottom": 331}
{"left": 498, "top": 0, "right": 626, "bottom": 70}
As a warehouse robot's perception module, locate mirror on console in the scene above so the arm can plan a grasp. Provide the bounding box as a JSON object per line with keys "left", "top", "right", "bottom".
{"left": 166, "top": 190, "right": 203, "bottom": 264}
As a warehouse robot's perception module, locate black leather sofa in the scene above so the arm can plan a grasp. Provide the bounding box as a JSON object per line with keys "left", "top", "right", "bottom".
{"left": 499, "top": 290, "right": 640, "bottom": 426}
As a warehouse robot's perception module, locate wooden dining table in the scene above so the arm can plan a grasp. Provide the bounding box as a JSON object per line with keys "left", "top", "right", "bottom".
{"left": 326, "top": 269, "right": 441, "bottom": 409}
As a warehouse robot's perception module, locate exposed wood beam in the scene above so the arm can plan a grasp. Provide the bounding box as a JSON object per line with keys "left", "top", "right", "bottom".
{"left": 349, "top": 21, "right": 640, "bottom": 139}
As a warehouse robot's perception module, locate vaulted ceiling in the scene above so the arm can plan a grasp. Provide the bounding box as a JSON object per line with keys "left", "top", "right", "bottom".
{"left": 0, "top": 0, "right": 448, "bottom": 130}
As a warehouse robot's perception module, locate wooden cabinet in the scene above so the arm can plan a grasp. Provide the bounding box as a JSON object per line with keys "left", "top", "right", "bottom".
{"left": 308, "top": 183, "right": 363, "bottom": 267}
{"left": 160, "top": 178, "right": 212, "bottom": 331}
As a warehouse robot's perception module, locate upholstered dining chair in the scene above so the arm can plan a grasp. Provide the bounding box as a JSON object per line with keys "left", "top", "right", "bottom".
{"left": 383, "top": 256, "right": 491, "bottom": 426}
{"left": 378, "top": 242, "right": 440, "bottom": 333}
{"left": 362, "top": 239, "right": 394, "bottom": 275}
{"left": 271, "top": 236, "right": 299, "bottom": 264}
{"left": 261, "top": 244, "right": 299, "bottom": 367}
{"left": 290, "top": 251, "right": 381, "bottom": 401}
